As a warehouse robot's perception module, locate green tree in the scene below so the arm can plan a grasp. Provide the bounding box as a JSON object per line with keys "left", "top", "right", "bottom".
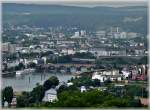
{"left": 93, "top": 79, "right": 101, "bottom": 87}
{"left": 138, "top": 56, "right": 148, "bottom": 64}
{"left": 128, "top": 99, "right": 142, "bottom": 107}
{"left": 57, "top": 85, "right": 79, "bottom": 97}
{"left": 71, "top": 76, "right": 93, "bottom": 87}
{"left": 101, "top": 98, "right": 129, "bottom": 107}
{"left": 18, "top": 62, "right": 25, "bottom": 70}
{"left": 30, "top": 85, "right": 45, "bottom": 103}
{"left": 16, "top": 92, "right": 30, "bottom": 107}
{"left": 43, "top": 76, "right": 59, "bottom": 91}
{"left": 17, "top": 95, "right": 26, "bottom": 107}
{"left": 49, "top": 76, "right": 59, "bottom": 87}
{"left": 125, "top": 85, "right": 142, "bottom": 98}
{"left": 2, "top": 86, "right": 13, "bottom": 107}
{"left": 43, "top": 79, "right": 53, "bottom": 91}
{"left": 2, "top": 89, "right": 5, "bottom": 107}
{"left": 57, "top": 85, "right": 68, "bottom": 95}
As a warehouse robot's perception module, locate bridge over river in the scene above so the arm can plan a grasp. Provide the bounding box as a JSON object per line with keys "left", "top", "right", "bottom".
{"left": 37, "top": 63, "right": 96, "bottom": 73}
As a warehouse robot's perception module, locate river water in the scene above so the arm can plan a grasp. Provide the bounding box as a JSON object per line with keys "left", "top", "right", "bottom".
{"left": 2, "top": 73, "right": 74, "bottom": 92}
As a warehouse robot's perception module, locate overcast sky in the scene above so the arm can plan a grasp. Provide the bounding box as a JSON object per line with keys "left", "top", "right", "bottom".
{"left": 2, "top": 0, "right": 148, "bottom": 7}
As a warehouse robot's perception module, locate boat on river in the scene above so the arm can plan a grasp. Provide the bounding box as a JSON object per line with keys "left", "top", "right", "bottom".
{"left": 16, "top": 68, "right": 36, "bottom": 75}
{"left": 2, "top": 71, "right": 16, "bottom": 77}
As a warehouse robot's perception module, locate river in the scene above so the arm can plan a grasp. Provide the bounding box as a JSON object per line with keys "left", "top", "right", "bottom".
{"left": 2, "top": 72, "right": 74, "bottom": 92}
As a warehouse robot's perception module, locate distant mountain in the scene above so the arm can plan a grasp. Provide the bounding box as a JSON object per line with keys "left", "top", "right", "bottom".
{"left": 2, "top": 3, "right": 147, "bottom": 14}
{"left": 2, "top": 3, "right": 148, "bottom": 35}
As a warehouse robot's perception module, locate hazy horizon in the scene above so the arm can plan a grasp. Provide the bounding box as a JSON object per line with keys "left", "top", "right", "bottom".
{"left": 2, "top": 0, "right": 148, "bottom": 8}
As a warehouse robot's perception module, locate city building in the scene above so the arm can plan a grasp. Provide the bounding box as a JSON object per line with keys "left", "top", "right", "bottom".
{"left": 42, "top": 88, "right": 57, "bottom": 102}
{"left": 2, "top": 42, "right": 16, "bottom": 53}
{"left": 92, "top": 72, "right": 106, "bottom": 82}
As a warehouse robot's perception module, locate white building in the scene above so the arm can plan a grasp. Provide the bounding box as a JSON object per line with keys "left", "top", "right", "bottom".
{"left": 113, "top": 33, "right": 121, "bottom": 39}
{"left": 2, "top": 42, "right": 16, "bottom": 53}
{"left": 96, "top": 31, "right": 106, "bottom": 38}
{"left": 4, "top": 101, "right": 8, "bottom": 108}
{"left": 61, "top": 49, "right": 75, "bottom": 55}
{"left": 89, "top": 48, "right": 108, "bottom": 56}
{"left": 67, "top": 49, "right": 75, "bottom": 55}
{"left": 92, "top": 72, "right": 106, "bottom": 82}
{"left": 111, "top": 27, "right": 120, "bottom": 33}
{"left": 122, "top": 70, "right": 130, "bottom": 78}
{"left": 7, "top": 61, "right": 19, "bottom": 68}
{"left": 135, "top": 49, "right": 145, "bottom": 55}
{"left": 75, "top": 31, "right": 80, "bottom": 37}
{"left": 120, "top": 32, "right": 127, "bottom": 39}
{"left": 97, "top": 87, "right": 107, "bottom": 91}
{"left": 80, "top": 67, "right": 87, "bottom": 73}
{"left": 33, "top": 59, "right": 38, "bottom": 64}
{"left": 127, "top": 32, "right": 137, "bottom": 39}
{"left": 42, "top": 57, "right": 47, "bottom": 64}
{"left": 81, "top": 86, "right": 87, "bottom": 93}
{"left": 102, "top": 70, "right": 119, "bottom": 76}
{"left": 2, "top": 42, "right": 10, "bottom": 52}
{"left": 67, "top": 82, "right": 73, "bottom": 87}
{"left": 11, "top": 97, "right": 17, "bottom": 107}
{"left": 117, "top": 77, "right": 122, "bottom": 81}
{"left": 79, "top": 49, "right": 88, "bottom": 53}
{"left": 42, "top": 88, "right": 57, "bottom": 102}
{"left": 80, "top": 30, "right": 86, "bottom": 36}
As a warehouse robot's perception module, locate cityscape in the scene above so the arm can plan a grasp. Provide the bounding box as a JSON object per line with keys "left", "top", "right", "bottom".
{"left": 1, "top": 1, "right": 149, "bottom": 108}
